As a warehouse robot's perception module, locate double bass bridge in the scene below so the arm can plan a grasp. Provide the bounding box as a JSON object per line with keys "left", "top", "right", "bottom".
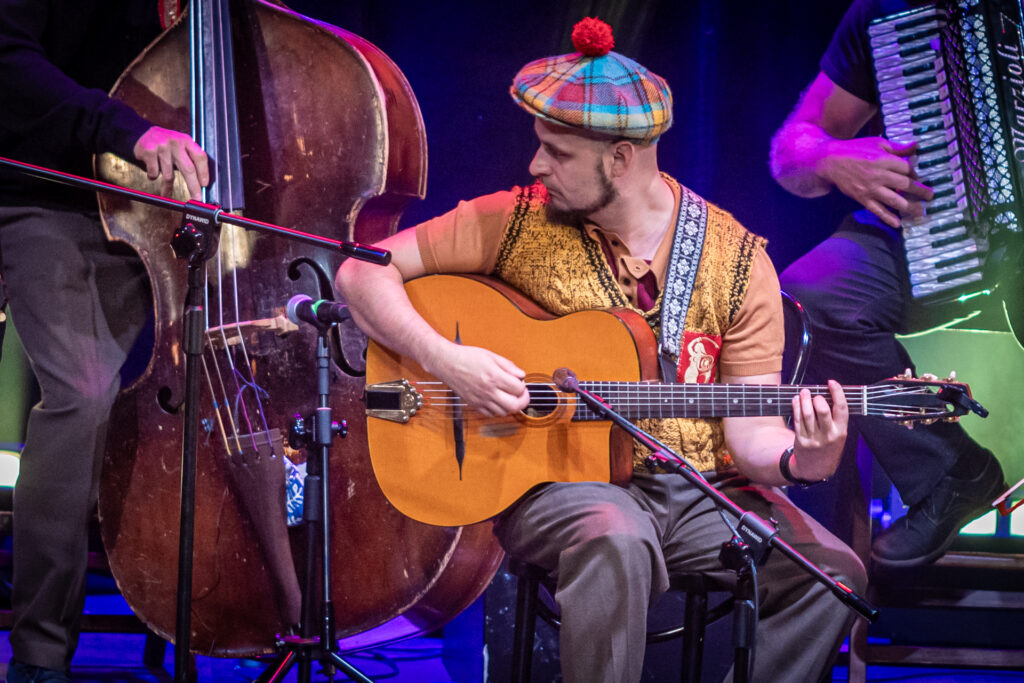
{"left": 205, "top": 315, "right": 300, "bottom": 351}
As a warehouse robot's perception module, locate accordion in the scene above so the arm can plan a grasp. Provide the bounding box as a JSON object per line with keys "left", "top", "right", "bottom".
{"left": 869, "top": 0, "right": 1024, "bottom": 305}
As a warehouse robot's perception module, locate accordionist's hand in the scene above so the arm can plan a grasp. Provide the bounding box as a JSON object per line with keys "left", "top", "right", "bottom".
{"left": 818, "top": 136, "right": 934, "bottom": 229}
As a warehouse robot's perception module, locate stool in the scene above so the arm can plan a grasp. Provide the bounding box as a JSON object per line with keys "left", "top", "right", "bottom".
{"left": 848, "top": 545, "right": 1024, "bottom": 679}
{"left": 838, "top": 462, "right": 1024, "bottom": 680}
{"left": 508, "top": 558, "right": 737, "bottom": 682}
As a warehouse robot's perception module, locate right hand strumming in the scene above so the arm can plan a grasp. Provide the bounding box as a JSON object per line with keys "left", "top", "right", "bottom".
{"left": 430, "top": 344, "right": 530, "bottom": 418}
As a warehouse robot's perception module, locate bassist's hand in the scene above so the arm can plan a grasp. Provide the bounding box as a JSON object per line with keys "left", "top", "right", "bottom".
{"left": 133, "top": 126, "right": 210, "bottom": 200}
{"left": 431, "top": 344, "right": 530, "bottom": 418}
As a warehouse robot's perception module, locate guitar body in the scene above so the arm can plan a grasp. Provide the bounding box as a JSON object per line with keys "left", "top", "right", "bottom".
{"left": 364, "top": 275, "right": 980, "bottom": 526}
{"left": 365, "top": 275, "right": 658, "bottom": 526}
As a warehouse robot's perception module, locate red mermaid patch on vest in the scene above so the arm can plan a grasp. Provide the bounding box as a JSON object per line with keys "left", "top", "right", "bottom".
{"left": 676, "top": 332, "right": 722, "bottom": 384}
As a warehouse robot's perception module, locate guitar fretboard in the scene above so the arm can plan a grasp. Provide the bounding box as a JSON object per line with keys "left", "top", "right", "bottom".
{"left": 569, "top": 382, "right": 875, "bottom": 421}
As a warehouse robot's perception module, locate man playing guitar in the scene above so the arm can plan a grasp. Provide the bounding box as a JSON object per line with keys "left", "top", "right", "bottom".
{"left": 337, "top": 18, "right": 864, "bottom": 683}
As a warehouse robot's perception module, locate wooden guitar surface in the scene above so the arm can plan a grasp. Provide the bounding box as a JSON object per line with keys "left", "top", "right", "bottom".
{"left": 365, "top": 274, "right": 657, "bottom": 526}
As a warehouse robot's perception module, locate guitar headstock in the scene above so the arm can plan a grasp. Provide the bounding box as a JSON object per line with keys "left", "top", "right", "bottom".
{"left": 871, "top": 370, "right": 988, "bottom": 427}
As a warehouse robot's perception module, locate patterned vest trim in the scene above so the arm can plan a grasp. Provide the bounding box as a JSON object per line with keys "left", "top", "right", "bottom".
{"left": 492, "top": 177, "right": 766, "bottom": 472}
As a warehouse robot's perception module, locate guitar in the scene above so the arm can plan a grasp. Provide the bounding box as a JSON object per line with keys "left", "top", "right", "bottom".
{"left": 364, "top": 275, "right": 985, "bottom": 526}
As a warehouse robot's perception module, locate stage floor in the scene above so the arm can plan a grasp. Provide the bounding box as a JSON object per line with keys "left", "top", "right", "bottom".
{"left": 0, "top": 603, "right": 1022, "bottom": 682}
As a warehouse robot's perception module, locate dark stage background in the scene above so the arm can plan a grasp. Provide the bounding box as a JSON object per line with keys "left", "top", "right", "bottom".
{"left": 283, "top": 0, "right": 857, "bottom": 273}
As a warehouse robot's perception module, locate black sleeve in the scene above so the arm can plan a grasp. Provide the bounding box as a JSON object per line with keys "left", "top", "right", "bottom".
{"left": 0, "top": 0, "right": 152, "bottom": 162}
{"left": 820, "top": 0, "right": 889, "bottom": 105}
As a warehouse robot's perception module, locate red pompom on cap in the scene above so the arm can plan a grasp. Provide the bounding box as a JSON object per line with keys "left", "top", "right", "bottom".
{"left": 572, "top": 17, "right": 614, "bottom": 57}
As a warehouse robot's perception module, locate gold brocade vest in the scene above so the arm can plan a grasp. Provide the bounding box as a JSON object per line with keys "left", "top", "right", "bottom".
{"left": 492, "top": 178, "right": 765, "bottom": 473}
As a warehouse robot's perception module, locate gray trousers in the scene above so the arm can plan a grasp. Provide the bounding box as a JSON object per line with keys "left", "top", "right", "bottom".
{"left": 494, "top": 471, "right": 867, "bottom": 683}
{"left": 779, "top": 213, "right": 992, "bottom": 507}
{"left": 0, "top": 205, "right": 149, "bottom": 670}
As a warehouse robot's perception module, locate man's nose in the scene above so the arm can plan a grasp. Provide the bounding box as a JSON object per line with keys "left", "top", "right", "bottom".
{"left": 528, "top": 149, "right": 548, "bottom": 178}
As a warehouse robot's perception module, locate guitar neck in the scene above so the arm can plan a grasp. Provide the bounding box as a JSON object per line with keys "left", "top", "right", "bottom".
{"left": 571, "top": 382, "right": 868, "bottom": 420}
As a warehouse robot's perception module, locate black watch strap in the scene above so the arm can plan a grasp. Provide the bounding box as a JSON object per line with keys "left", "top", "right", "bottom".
{"left": 779, "top": 445, "right": 826, "bottom": 486}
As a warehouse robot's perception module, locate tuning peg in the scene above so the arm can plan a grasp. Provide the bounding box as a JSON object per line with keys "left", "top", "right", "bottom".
{"left": 897, "top": 420, "right": 915, "bottom": 430}
{"left": 899, "top": 368, "right": 914, "bottom": 380}
{"left": 948, "top": 370, "right": 957, "bottom": 380}
{"left": 920, "top": 418, "right": 937, "bottom": 425}
{"left": 920, "top": 372, "right": 938, "bottom": 381}
{"left": 943, "top": 416, "right": 961, "bottom": 423}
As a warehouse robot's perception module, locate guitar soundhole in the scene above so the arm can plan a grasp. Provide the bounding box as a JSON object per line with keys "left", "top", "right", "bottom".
{"left": 524, "top": 383, "right": 559, "bottom": 418}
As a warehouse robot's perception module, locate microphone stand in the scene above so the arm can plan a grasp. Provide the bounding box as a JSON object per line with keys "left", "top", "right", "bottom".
{"left": 257, "top": 310, "right": 372, "bottom": 683}
{"left": 0, "top": 155, "right": 388, "bottom": 683}
{"left": 552, "top": 368, "right": 878, "bottom": 683}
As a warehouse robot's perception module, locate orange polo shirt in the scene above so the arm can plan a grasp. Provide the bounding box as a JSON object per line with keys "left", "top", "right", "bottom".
{"left": 414, "top": 185, "right": 783, "bottom": 378}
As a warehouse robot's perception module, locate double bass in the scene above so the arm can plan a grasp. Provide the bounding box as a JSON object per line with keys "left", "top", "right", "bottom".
{"left": 95, "top": 0, "right": 503, "bottom": 656}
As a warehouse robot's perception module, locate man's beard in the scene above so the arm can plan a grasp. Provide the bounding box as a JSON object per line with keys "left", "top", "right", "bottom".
{"left": 544, "top": 162, "right": 617, "bottom": 225}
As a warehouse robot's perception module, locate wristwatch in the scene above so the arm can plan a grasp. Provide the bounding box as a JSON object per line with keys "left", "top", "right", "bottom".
{"left": 778, "top": 445, "right": 827, "bottom": 486}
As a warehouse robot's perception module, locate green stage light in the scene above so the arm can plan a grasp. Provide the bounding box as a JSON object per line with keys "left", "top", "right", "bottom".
{"left": 0, "top": 448, "right": 19, "bottom": 488}
{"left": 961, "top": 509, "right": 998, "bottom": 535}
{"left": 1011, "top": 504, "right": 1024, "bottom": 537}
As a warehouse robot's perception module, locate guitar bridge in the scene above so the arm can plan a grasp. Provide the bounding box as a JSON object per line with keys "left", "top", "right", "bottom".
{"left": 364, "top": 380, "right": 423, "bottom": 423}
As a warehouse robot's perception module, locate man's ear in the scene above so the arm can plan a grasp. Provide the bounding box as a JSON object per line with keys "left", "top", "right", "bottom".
{"left": 608, "top": 139, "right": 634, "bottom": 178}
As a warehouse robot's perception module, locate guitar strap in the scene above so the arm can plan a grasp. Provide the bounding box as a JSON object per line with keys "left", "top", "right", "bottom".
{"left": 658, "top": 184, "right": 708, "bottom": 382}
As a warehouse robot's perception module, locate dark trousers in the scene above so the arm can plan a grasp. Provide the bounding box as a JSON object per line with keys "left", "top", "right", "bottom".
{"left": 494, "top": 473, "right": 866, "bottom": 683}
{"left": 0, "top": 206, "right": 148, "bottom": 670}
{"left": 779, "top": 211, "right": 993, "bottom": 506}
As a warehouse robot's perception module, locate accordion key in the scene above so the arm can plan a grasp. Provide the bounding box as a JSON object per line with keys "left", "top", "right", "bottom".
{"left": 868, "top": 0, "right": 1024, "bottom": 304}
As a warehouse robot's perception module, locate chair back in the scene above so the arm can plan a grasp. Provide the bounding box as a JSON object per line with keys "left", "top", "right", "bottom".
{"left": 781, "top": 290, "right": 812, "bottom": 385}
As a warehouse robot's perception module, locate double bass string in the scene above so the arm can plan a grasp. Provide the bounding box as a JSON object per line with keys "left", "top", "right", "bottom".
{"left": 201, "top": 353, "right": 235, "bottom": 455}
{"left": 191, "top": 0, "right": 275, "bottom": 460}
{"left": 209, "top": 0, "right": 275, "bottom": 456}
{"left": 203, "top": 271, "right": 246, "bottom": 453}
{"left": 205, "top": 228, "right": 275, "bottom": 456}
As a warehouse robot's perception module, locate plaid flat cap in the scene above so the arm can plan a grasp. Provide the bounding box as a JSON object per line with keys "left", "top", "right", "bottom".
{"left": 510, "top": 18, "right": 673, "bottom": 144}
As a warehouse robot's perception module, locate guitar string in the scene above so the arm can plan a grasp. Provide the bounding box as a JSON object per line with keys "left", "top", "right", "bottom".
{"left": 401, "top": 384, "right": 956, "bottom": 417}
{"left": 414, "top": 384, "right": 945, "bottom": 399}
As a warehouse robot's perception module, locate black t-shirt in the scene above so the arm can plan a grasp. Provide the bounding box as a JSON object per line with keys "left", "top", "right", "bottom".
{"left": 820, "top": 0, "right": 934, "bottom": 105}
{"left": 0, "top": 0, "right": 161, "bottom": 209}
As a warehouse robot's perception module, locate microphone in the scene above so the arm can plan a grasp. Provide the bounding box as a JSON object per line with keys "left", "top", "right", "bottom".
{"left": 287, "top": 294, "right": 351, "bottom": 327}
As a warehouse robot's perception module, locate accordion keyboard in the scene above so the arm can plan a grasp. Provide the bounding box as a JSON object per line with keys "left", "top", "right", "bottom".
{"left": 869, "top": 5, "right": 986, "bottom": 301}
